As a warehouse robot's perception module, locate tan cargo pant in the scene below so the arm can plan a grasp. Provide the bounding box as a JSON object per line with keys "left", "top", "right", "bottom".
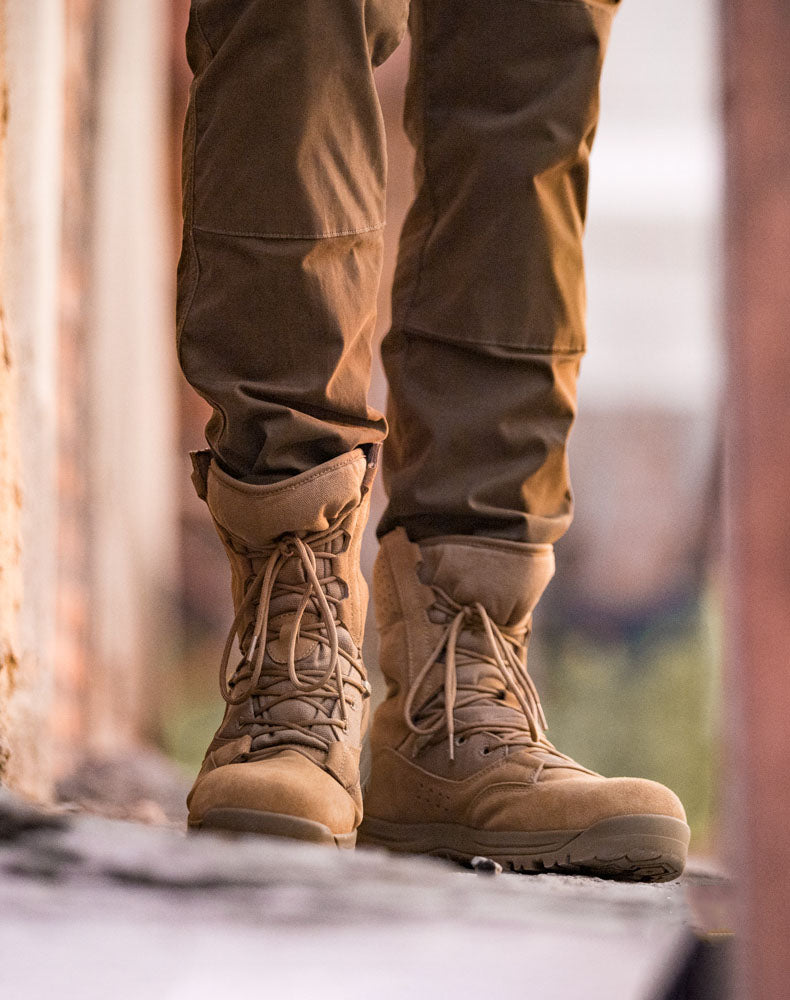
{"left": 177, "top": 0, "right": 619, "bottom": 544}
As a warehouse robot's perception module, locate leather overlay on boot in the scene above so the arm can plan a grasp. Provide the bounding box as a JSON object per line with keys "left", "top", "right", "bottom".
{"left": 359, "top": 528, "right": 690, "bottom": 881}
{"left": 187, "top": 447, "right": 379, "bottom": 848}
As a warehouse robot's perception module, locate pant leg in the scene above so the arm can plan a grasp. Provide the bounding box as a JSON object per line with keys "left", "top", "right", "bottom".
{"left": 177, "top": 0, "right": 408, "bottom": 481}
{"left": 378, "top": 0, "right": 619, "bottom": 543}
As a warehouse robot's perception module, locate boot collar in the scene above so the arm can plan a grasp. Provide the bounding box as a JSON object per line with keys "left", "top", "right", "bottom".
{"left": 204, "top": 449, "right": 370, "bottom": 549}
{"left": 418, "top": 534, "right": 555, "bottom": 628}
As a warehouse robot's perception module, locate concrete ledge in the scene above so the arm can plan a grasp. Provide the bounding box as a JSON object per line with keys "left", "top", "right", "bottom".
{"left": 0, "top": 789, "right": 721, "bottom": 1000}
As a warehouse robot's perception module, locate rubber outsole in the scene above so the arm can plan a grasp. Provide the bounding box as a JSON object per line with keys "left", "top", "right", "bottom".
{"left": 189, "top": 808, "right": 356, "bottom": 849}
{"left": 357, "top": 813, "right": 690, "bottom": 882}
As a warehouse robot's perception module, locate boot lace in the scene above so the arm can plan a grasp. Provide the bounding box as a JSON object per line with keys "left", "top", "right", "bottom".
{"left": 403, "top": 587, "right": 578, "bottom": 764}
{"left": 219, "top": 516, "right": 368, "bottom": 752}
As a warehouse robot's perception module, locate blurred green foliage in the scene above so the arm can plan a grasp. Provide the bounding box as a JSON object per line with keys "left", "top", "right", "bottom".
{"left": 535, "top": 589, "right": 721, "bottom": 852}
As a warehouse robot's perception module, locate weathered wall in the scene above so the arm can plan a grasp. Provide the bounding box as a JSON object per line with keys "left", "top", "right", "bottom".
{"left": 83, "top": 0, "right": 177, "bottom": 751}
{"left": 0, "top": 0, "right": 178, "bottom": 799}
{"left": 0, "top": 0, "right": 65, "bottom": 799}
{"left": 0, "top": 0, "right": 22, "bottom": 781}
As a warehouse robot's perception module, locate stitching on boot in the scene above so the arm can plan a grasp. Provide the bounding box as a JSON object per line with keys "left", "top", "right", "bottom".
{"left": 388, "top": 533, "right": 435, "bottom": 685}
{"left": 380, "top": 746, "right": 528, "bottom": 786}
{"left": 420, "top": 536, "right": 554, "bottom": 555}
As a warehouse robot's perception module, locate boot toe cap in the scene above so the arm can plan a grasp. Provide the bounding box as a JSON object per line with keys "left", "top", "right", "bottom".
{"left": 473, "top": 774, "right": 687, "bottom": 832}
{"left": 188, "top": 750, "right": 357, "bottom": 835}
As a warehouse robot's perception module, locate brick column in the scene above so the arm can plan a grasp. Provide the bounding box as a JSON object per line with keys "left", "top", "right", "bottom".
{"left": 722, "top": 2, "right": 790, "bottom": 997}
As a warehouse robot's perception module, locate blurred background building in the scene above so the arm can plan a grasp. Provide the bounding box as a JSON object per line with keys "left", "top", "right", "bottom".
{"left": 0, "top": 0, "right": 722, "bottom": 847}
{"left": 0, "top": 0, "right": 177, "bottom": 805}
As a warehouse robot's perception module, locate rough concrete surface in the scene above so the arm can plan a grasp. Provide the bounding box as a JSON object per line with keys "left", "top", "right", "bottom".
{"left": 0, "top": 789, "right": 718, "bottom": 1000}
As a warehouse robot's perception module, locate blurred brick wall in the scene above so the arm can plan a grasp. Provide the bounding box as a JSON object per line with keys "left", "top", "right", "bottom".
{"left": 169, "top": 0, "right": 229, "bottom": 634}
{"left": 1, "top": 0, "right": 178, "bottom": 798}
{"left": 0, "top": 0, "right": 102, "bottom": 793}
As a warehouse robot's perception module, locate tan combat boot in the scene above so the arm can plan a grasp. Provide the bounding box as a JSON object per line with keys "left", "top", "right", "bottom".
{"left": 187, "top": 447, "right": 379, "bottom": 847}
{"left": 359, "top": 528, "right": 690, "bottom": 881}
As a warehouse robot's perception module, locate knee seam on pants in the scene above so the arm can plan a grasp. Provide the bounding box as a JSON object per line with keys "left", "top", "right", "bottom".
{"left": 177, "top": 111, "right": 201, "bottom": 360}
{"left": 399, "top": 0, "right": 439, "bottom": 334}
{"left": 391, "top": 324, "right": 586, "bottom": 358}
{"left": 518, "top": 0, "right": 619, "bottom": 9}
{"left": 191, "top": 222, "right": 385, "bottom": 241}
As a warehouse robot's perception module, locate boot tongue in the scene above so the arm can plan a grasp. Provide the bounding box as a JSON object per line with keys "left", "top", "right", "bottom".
{"left": 204, "top": 451, "right": 370, "bottom": 756}
{"left": 265, "top": 530, "right": 347, "bottom": 611}
{"left": 206, "top": 449, "right": 368, "bottom": 549}
{"left": 244, "top": 617, "right": 364, "bottom": 755}
{"left": 245, "top": 534, "right": 359, "bottom": 754}
{"left": 449, "top": 660, "right": 530, "bottom": 727}
{"left": 415, "top": 536, "right": 555, "bottom": 748}
{"left": 418, "top": 536, "right": 555, "bottom": 628}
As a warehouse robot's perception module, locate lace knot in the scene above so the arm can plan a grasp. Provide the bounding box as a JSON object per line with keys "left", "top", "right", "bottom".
{"left": 277, "top": 536, "right": 299, "bottom": 558}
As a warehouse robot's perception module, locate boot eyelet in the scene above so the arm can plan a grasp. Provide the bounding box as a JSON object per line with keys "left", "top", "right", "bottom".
{"left": 480, "top": 746, "right": 491, "bottom": 756}
{"left": 455, "top": 736, "right": 466, "bottom": 746}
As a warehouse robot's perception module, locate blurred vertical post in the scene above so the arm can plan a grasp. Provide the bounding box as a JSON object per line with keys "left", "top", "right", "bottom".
{"left": 0, "top": 0, "right": 65, "bottom": 797}
{"left": 0, "top": 0, "right": 178, "bottom": 792}
{"left": 722, "top": 2, "right": 790, "bottom": 997}
{"left": 86, "top": 0, "right": 178, "bottom": 748}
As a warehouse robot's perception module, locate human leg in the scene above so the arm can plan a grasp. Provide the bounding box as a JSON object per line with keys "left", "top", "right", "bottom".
{"left": 177, "top": 0, "right": 407, "bottom": 843}
{"left": 177, "top": 0, "right": 409, "bottom": 480}
{"left": 377, "top": 0, "right": 611, "bottom": 543}
{"left": 363, "top": 0, "right": 690, "bottom": 880}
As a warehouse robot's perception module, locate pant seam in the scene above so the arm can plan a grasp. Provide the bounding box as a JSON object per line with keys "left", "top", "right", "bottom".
{"left": 191, "top": 3, "right": 216, "bottom": 57}
{"left": 400, "top": 0, "right": 438, "bottom": 332}
{"left": 394, "top": 324, "right": 586, "bottom": 357}
{"left": 192, "top": 223, "right": 385, "bottom": 241}
{"left": 176, "top": 96, "right": 201, "bottom": 361}
{"left": 177, "top": 14, "right": 231, "bottom": 448}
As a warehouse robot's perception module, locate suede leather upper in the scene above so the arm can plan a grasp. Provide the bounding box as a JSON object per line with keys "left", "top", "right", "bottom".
{"left": 187, "top": 448, "right": 377, "bottom": 836}
{"left": 364, "top": 746, "right": 686, "bottom": 832}
{"left": 365, "top": 528, "right": 687, "bottom": 834}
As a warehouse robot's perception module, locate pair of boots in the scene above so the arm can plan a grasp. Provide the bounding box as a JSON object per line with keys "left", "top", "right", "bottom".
{"left": 187, "top": 447, "right": 689, "bottom": 881}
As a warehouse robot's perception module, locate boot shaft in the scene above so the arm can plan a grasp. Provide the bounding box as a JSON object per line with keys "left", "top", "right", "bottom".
{"left": 371, "top": 528, "right": 555, "bottom": 772}
{"left": 192, "top": 447, "right": 377, "bottom": 650}
{"left": 191, "top": 447, "right": 378, "bottom": 768}
{"left": 373, "top": 526, "right": 554, "bottom": 682}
